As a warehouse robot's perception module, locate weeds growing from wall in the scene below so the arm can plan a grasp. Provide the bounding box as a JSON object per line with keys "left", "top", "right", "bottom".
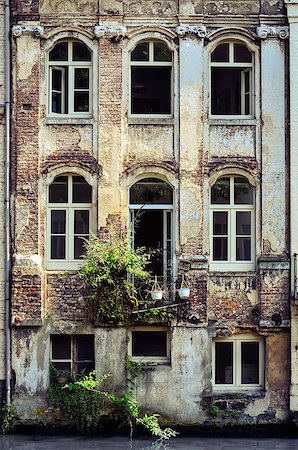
{"left": 1, "top": 402, "right": 16, "bottom": 434}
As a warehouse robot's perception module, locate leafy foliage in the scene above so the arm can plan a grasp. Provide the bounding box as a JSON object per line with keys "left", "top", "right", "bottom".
{"left": 79, "top": 233, "right": 150, "bottom": 325}
{"left": 1, "top": 402, "right": 16, "bottom": 434}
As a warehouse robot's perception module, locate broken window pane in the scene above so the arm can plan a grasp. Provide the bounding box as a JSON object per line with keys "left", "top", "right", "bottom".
{"left": 131, "top": 67, "right": 171, "bottom": 114}
{"left": 215, "top": 342, "right": 233, "bottom": 384}
{"left": 130, "top": 178, "right": 173, "bottom": 204}
{"left": 241, "top": 342, "right": 259, "bottom": 384}
{"left": 132, "top": 331, "right": 167, "bottom": 357}
{"left": 131, "top": 42, "right": 149, "bottom": 61}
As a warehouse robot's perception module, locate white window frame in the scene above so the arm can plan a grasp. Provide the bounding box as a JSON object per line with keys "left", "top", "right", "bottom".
{"left": 47, "top": 174, "right": 92, "bottom": 271}
{"left": 210, "top": 176, "right": 255, "bottom": 272}
{"left": 129, "top": 40, "right": 173, "bottom": 119}
{"left": 128, "top": 327, "right": 170, "bottom": 364}
{"left": 212, "top": 334, "right": 264, "bottom": 391}
{"left": 210, "top": 42, "right": 254, "bottom": 119}
{"left": 48, "top": 40, "right": 92, "bottom": 117}
{"left": 50, "top": 334, "right": 94, "bottom": 375}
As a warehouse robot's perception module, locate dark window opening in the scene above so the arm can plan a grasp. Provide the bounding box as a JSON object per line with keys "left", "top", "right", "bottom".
{"left": 132, "top": 330, "right": 168, "bottom": 357}
{"left": 51, "top": 334, "right": 94, "bottom": 375}
{"left": 130, "top": 178, "right": 173, "bottom": 205}
{"left": 215, "top": 342, "right": 233, "bottom": 384}
{"left": 241, "top": 342, "right": 259, "bottom": 384}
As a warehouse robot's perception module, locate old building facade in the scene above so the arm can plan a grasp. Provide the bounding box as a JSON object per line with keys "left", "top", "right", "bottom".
{"left": 10, "top": 0, "right": 291, "bottom": 426}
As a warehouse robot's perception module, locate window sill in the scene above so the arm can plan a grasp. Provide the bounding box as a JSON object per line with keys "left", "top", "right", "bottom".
{"left": 209, "top": 271, "right": 256, "bottom": 277}
{"left": 212, "top": 386, "right": 264, "bottom": 393}
{"left": 128, "top": 117, "right": 174, "bottom": 126}
{"left": 208, "top": 118, "right": 256, "bottom": 126}
{"left": 209, "top": 264, "right": 256, "bottom": 273}
{"left": 45, "top": 117, "right": 94, "bottom": 125}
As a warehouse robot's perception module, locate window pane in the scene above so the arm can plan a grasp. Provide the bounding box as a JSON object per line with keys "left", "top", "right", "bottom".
{"left": 77, "top": 361, "right": 95, "bottom": 373}
{"left": 241, "top": 342, "right": 259, "bottom": 384}
{"left": 72, "top": 42, "right": 91, "bottom": 61}
{"left": 72, "top": 176, "right": 92, "bottom": 203}
{"left": 51, "top": 210, "right": 66, "bottom": 234}
{"left": 52, "top": 92, "right": 62, "bottom": 114}
{"left": 49, "top": 42, "right": 68, "bottom": 61}
{"left": 52, "top": 69, "right": 62, "bottom": 91}
{"left": 75, "top": 68, "right": 89, "bottom": 89}
{"left": 52, "top": 335, "right": 71, "bottom": 359}
{"left": 130, "top": 178, "right": 173, "bottom": 204}
{"left": 213, "top": 237, "right": 228, "bottom": 261}
{"left": 234, "top": 178, "right": 253, "bottom": 204}
{"left": 74, "top": 236, "right": 86, "bottom": 259}
{"left": 49, "top": 176, "right": 68, "bottom": 203}
{"left": 236, "top": 212, "right": 251, "bottom": 235}
{"left": 51, "top": 236, "right": 66, "bottom": 259}
{"left": 132, "top": 331, "right": 167, "bottom": 357}
{"left": 211, "top": 178, "right": 230, "bottom": 204}
{"left": 213, "top": 212, "right": 228, "bottom": 235}
{"left": 234, "top": 44, "right": 252, "bottom": 63}
{"left": 74, "top": 91, "right": 89, "bottom": 112}
{"left": 131, "top": 67, "right": 171, "bottom": 114}
{"left": 211, "top": 68, "right": 242, "bottom": 115}
{"left": 74, "top": 210, "right": 89, "bottom": 234}
{"left": 76, "top": 335, "right": 94, "bottom": 361}
{"left": 236, "top": 237, "right": 251, "bottom": 261}
{"left": 154, "top": 42, "right": 172, "bottom": 62}
{"left": 211, "top": 43, "right": 229, "bottom": 62}
{"left": 52, "top": 362, "right": 71, "bottom": 371}
{"left": 131, "top": 42, "right": 149, "bottom": 61}
{"left": 215, "top": 342, "right": 233, "bottom": 384}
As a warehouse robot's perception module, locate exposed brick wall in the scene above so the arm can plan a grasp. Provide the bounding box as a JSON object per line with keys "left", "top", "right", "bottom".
{"left": 11, "top": 269, "right": 42, "bottom": 325}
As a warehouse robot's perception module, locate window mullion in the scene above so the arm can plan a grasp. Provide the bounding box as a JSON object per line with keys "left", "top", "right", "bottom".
{"left": 235, "top": 340, "right": 239, "bottom": 387}
{"left": 69, "top": 66, "right": 74, "bottom": 114}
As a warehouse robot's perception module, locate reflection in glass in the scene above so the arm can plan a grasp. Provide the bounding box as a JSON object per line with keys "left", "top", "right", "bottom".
{"left": 154, "top": 42, "right": 172, "bottom": 62}
{"left": 215, "top": 342, "right": 233, "bottom": 384}
{"left": 234, "top": 178, "right": 253, "bottom": 204}
{"left": 49, "top": 176, "right": 68, "bottom": 203}
{"left": 130, "top": 178, "right": 173, "bottom": 204}
{"left": 49, "top": 42, "right": 68, "bottom": 61}
{"left": 131, "top": 42, "right": 149, "bottom": 61}
{"left": 211, "top": 178, "right": 230, "bottom": 204}
{"left": 241, "top": 342, "right": 259, "bottom": 384}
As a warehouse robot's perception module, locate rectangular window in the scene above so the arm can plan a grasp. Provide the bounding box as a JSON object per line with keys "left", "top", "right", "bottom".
{"left": 51, "top": 334, "right": 95, "bottom": 375}
{"left": 213, "top": 334, "right": 263, "bottom": 391}
{"left": 129, "top": 327, "right": 170, "bottom": 364}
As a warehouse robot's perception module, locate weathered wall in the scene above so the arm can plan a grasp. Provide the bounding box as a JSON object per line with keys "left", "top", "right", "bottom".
{"left": 10, "top": 0, "right": 291, "bottom": 427}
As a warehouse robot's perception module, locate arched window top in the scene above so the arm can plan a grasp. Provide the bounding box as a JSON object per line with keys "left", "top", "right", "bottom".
{"left": 131, "top": 41, "right": 172, "bottom": 63}
{"left": 211, "top": 42, "right": 252, "bottom": 64}
{"left": 211, "top": 176, "right": 253, "bottom": 205}
{"left": 49, "top": 174, "right": 92, "bottom": 204}
{"left": 129, "top": 178, "right": 173, "bottom": 205}
{"left": 49, "top": 39, "right": 92, "bottom": 62}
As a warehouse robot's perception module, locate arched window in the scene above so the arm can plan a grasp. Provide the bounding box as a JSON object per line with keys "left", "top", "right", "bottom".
{"left": 210, "top": 176, "right": 254, "bottom": 271}
{"left": 47, "top": 174, "right": 92, "bottom": 269}
{"left": 130, "top": 41, "right": 172, "bottom": 116}
{"left": 48, "top": 40, "right": 92, "bottom": 115}
{"left": 210, "top": 42, "right": 253, "bottom": 117}
{"left": 129, "top": 177, "right": 174, "bottom": 279}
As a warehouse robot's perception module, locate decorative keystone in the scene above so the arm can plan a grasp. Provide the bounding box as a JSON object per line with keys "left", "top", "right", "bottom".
{"left": 12, "top": 25, "right": 44, "bottom": 38}
{"left": 256, "top": 26, "right": 289, "bottom": 39}
{"left": 175, "top": 24, "right": 206, "bottom": 38}
{"left": 94, "top": 24, "right": 127, "bottom": 41}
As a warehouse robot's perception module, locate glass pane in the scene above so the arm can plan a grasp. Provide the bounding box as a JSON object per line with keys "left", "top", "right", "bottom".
{"left": 76, "top": 335, "right": 94, "bottom": 361}
{"left": 72, "top": 42, "right": 91, "bottom": 61}
{"left": 75, "top": 68, "right": 89, "bottom": 89}
{"left": 74, "top": 210, "right": 89, "bottom": 234}
{"left": 72, "top": 176, "right": 92, "bottom": 203}
{"left": 51, "top": 236, "right": 66, "bottom": 259}
{"left": 52, "top": 92, "right": 62, "bottom": 114}
{"left": 211, "top": 43, "right": 229, "bottom": 62}
{"left": 52, "top": 69, "right": 62, "bottom": 91}
{"left": 74, "top": 91, "right": 89, "bottom": 112}
{"left": 154, "top": 42, "right": 172, "bottom": 62}
{"left": 215, "top": 342, "right": 233, "bottom": 384}
{"left": 211, "top": 178, "right": 230, "bottom": 204}
{"left": 131, "top": 66, "right": 171, "bottom": 114}
{"left": 213, "top": 237, "right": 228, "bottom": 261}
{"left": 211, "top": 68, "right": 242, "bottom": 115}
{"left": 49, "top": 176, "right": 68, "bottom": 203}
{"left": 234, "top": 178, "right": 253, "bottom": 204}
{"left": 52, "top": 335, "right": 71, "bottom": 359}
{"left": 52, "top": 362, "right": 71, "bottom": 371}
{"left": 132, "top": 331, "right": 167, "bottom": 357}
{"left": 241, "top": 342, "right": 259, "bottom": 384}
{"left": 77, "top": 361, "right": 95, "bottom": 374}
{"left": 236, "top": 212, "right": 251, "bottom": 235}
{"left": 213, "top": 212, "right": 228, "bottom": 235}
{"left": 74, "top": 236, "right": 86, "bottom": 259}
{"left": 130, "top": 178, "right": 173, "bottom": 204}
{"left": 51, "top": 210, "right": 66, "bottom": 234}
{"left": 131, "top": 42, "right": 149, "bottom": 61}
{"left": 236, "top": 237, "right": 251, "bottom": 261}
{"left": 234, "top": 44, "right": 252, "bottom": 63}
{"left": 49, "top": 42, "right": 68, "bottom": 61}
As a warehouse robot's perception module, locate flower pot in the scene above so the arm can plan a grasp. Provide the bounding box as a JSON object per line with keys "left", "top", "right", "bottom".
{"left": 178, "top": 287, "right": 190, "bottom": 299}
{"left": 151, "top": 290, "right": 163, "bottom": 301}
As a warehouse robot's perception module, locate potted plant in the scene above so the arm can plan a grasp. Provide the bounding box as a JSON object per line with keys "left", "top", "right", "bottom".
{"left": 150, "top": 276, "right": 163, "bottom": 301}
{"left": 177, "top": 274, "right": 190, "bottom": 300}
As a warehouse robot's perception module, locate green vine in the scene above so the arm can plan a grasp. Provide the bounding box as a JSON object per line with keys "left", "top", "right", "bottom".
{"left": 1, "top": 402, "right": 16, "bottom": 434}
{"left": 79, "top": 233, "right": 150, "bottom": 325}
